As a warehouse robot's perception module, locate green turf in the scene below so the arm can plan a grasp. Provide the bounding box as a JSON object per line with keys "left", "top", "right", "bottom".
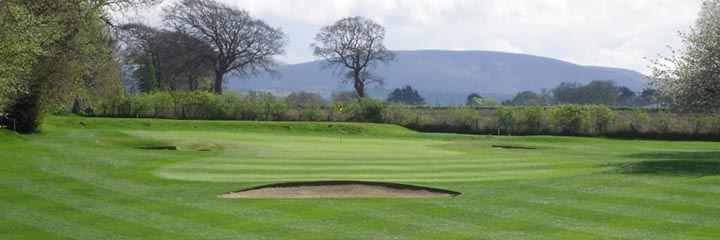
{"left": 2, "top": 116, "right": 720, "bottom": 239}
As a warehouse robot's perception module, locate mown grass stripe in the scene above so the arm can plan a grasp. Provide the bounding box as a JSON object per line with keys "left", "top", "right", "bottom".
{"left": 520, "top": 181, "right": 720, "bottom": 228}
{"left": 315, "top": 200, "right": 539, "bottom": 239}
{"left": 614, "top": 177, "right": 720, "bottom": 194}
{"left": 0, "top": 201, "right": 133, "bottom": 240}
{"left": 525, "top": 178, "right": 720, "bottom": 210}
{"left": 0, "top": 216, "right": 74, "bottom": 240}
{"left": 0, "top": 175, "right": 272, "bottom": 240}
{"left": 17, "top": 156, "right": 373, "bottom": 238}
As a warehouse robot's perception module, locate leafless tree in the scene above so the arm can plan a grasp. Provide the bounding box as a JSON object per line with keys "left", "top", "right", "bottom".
{"left": 163, "top": 0, "right": 287, "bottom": 94}
{"left": 312, "top": 16, "right": 394, "bottom": 98}
{"left": 119, "top": 23, "right": 214, "bottom": 91}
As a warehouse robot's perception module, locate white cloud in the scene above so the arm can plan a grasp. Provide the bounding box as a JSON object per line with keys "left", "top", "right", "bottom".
{"left": 142, "top": 0, "right": 704, "bottom": 74}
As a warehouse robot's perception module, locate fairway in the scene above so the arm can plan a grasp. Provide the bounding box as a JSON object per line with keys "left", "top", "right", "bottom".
{"left": 2, "top": 117, "right": 720, "bottom": 239}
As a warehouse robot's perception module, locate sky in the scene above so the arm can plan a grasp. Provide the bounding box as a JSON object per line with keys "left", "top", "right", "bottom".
{"left": 129, "top": 0, "right": 705, "bottom": 75}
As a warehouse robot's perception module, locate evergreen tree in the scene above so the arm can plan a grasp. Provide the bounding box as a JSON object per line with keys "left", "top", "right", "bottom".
{"left": 387, "top": 85, "right": 426, "bottom": 105}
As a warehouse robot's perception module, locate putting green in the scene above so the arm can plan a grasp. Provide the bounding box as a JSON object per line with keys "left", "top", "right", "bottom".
{"left": 124, "top": 131, "right": 598, "bottom": 183}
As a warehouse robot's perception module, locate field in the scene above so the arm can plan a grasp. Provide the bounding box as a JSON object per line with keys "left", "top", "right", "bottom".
{"left": 2, "top": 116, "right": 720, "bottom": 239}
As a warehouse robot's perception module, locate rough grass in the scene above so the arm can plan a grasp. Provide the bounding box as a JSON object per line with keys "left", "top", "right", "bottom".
{"left": 1, "top": 116, "right": 720, "bottom": 239}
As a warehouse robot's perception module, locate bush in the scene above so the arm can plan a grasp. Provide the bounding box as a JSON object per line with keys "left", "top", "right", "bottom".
{"left": 348, "top": 98, "right": 386, "bottom": 123}
{"left": 494, "top": 106, "right": 515, "bottom": 133}
{"left": 586, "top": 105, "right": 616, "bottom": 135}
{"left": 386, "top": 104, "right": 412, "bottom": 125}
{"left": 451, "top": 106, "right": 477, "bottom": 128}
{"left": 656, "top": 111, "right": 673, "bottom": 133}
{"left": 550, "top": 104, "right": 586, "bottom": 134}
{"left": 219, "top": 91, "right": 243, "bottom": 119}
{"left": 630, "top": 109, "right": 650, "bottom": 132}
{"left": 520, "top": 106, "right": 544, "bottom": 133}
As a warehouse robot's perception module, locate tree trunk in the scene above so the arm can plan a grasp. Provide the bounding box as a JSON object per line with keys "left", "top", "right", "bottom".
{"left": 353, "top": 70, "right": 364, "bottom": 98}
{"left": 213, "top": 71, "right": 223, "bottom": 94}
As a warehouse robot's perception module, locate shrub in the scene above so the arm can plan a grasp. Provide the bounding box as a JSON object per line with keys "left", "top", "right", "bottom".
{"left": 219, "top": 91, "right": 243, "bottom": 119}
{"left": 260, "top": 93, "right": 288, "bottom": 121}
{"left": 520, "top": 106, "right": 544, "bottom": 133}
{"left": 386, "top": 104, "right": 412, "bottom": 125}
{"left": 586, "top": 105, "right": 616, "bottom": 135}
{"left": 630, "top": 109, "right": 650, "bottom": 132}
{"left": 656, "top": 111, "right": 673, "bottom": 133}
{"left": 451, "top": 106, "right": 477, "bottom": 128}
{"left": 300, "top": 97, "right": 325, "bottom": 121}
{"left": 494, "top": 106, "right": 515, "bottom": 133}
{"left": 550, "top": 104, "right": 586, "bottom": 135}
{"left": 348, "top": 98, "right": 386, "bottom": 123}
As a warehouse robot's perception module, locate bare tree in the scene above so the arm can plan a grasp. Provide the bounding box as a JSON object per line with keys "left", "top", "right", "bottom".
{"left": 312, "top": 16, "right": 394, "bottom": 98}
{"left": 120, "top": 23, "right": 215, "bottom": 91}
{"left": 163, "top": 0, "right": 287, "bottom": 94}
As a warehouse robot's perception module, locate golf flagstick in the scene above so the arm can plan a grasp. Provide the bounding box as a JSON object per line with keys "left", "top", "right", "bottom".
{"left": 337, "top": 103, "right": 344, "bottom": 145}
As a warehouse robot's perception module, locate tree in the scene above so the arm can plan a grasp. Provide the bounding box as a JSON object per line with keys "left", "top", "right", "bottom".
{"left": 387, "top": 85, "right": 425, "bottom": 105}
{"left": 618, "top": 86, "right": 636, "bottom": 106}
{"left": 120, "top": 23, "right": 215, "bottom": 91}
{"left": 312, "top": 16, "right": 394, "bottom": 98}
{"left": 159, "top": 30, "right": 214, "bottom": 91}
{"left": 163, "top": 0, "right": 287, "bottom": 94}
{"left": 651, "top": 0, "right": 720, "bottom": 112}
{"left": 510, "top": 91, "right": 541, "bottom": 106}
{"left": 552, "top": 82, "right": 581, "bottom": 104}
{"left": 0, "top": 0, "right": 158, "bottom": 133}
{"left": 466, "top": 93, "right": 483, "bottom": 106}
{"left": 578, "top": 80, "right": 620, "bottom": 106}
{"left": 132, "top": 55, "right": 159, "bottom": 92}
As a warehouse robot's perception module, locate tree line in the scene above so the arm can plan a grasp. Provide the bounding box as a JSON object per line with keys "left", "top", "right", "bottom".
{"left": 500, "top": 80, "right": 669, "bottom": 107}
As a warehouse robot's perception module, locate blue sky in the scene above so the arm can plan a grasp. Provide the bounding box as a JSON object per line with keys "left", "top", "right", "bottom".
{"left": 129, "top": 0, "right": 704, "bottom": 75}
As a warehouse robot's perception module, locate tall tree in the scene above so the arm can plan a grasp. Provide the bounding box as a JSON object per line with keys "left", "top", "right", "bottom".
{"left": 552, "top": 82, "right": 581, "bottom": 104}
{"left": 578, "top": 80, "right": 620, "bottom": 106}
{"left": 387, "top": 85, "right": 425, "bottom": 105}
{"left": 163, "top": 0, "right": 287, "bottom": 94}
{"left": 0, "top": 0, "right": 158, "bottom": 133}
{"left": 651, "top": 0, "right": 720, "bottom": 112}
{"left": 312, "top": 16, "right": 394, "bottom": 98}
{"left": 120, "top": 23, "right": 214, "bottom": 91}
{"left": 510, "top": 91, "right": 541, "bottom": 106}
{"left": 466, "top": 93, "right": 483, "bottom": 106}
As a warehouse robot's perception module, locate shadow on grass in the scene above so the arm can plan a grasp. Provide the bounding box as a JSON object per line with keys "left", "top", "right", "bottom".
{"left": 605, "top": 151, "right": 720, "bottom": 177}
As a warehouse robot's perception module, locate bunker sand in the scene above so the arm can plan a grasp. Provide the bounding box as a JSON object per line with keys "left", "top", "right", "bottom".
{"left": 218, "top": 181, "right": 460, "bottom": 199}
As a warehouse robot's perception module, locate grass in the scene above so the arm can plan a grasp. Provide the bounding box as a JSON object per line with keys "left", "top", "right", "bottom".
{"left": 1, "top": 116, "right": 720, "bottom": 239}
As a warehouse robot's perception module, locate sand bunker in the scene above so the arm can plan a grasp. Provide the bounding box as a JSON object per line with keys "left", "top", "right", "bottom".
{"left": 491, "top": 145, "right": 537, "bottom": 150}
{"left": 218, "top": 181, "right": 460, "bottom": 199}
{"left": 139, "top": 146, "right": 178, "bottom": 150}
{"left": 137, "top": 142, "right": 216, "bottom": 151}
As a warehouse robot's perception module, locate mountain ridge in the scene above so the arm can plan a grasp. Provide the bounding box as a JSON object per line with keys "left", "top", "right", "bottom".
{"left": 228, "top": 50, "right": 647, "bottom": 104}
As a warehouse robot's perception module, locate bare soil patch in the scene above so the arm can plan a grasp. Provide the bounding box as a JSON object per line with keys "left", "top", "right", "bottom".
{"left": 218, "top": 181, "right": 460, "bottom": 199}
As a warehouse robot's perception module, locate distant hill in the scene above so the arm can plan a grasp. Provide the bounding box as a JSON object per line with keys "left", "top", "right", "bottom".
{"left": 228, "top": 50, "right": 647, "bottom": 105}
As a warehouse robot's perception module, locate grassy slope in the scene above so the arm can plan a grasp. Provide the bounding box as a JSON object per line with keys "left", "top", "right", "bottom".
{"left": 1, "top": 116, "right": 719, "bottom": 239}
